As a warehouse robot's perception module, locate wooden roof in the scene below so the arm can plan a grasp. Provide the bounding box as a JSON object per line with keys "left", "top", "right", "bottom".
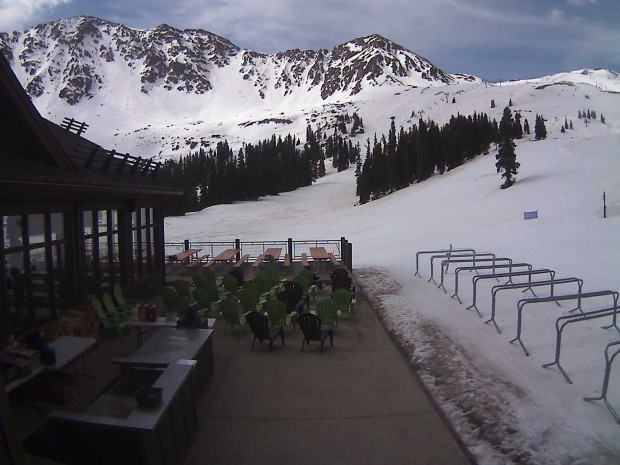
{"left": 0, "top": 53, "right": 180, "bottom": 202}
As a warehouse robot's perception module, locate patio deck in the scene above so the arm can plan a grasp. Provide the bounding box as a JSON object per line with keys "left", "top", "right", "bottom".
{"left": 12, "top": 270, "right": 475, "bottom": 465}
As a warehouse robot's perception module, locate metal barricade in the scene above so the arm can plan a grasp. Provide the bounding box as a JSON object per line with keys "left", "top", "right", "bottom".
{"left": 510, "top": 290, "right": 619, "bottom": 358}
{"left": 584, "top": 340, "right": 620, "bottom": 423}
{"left": 486, "top": 277, "right": 583, "bottom": 334}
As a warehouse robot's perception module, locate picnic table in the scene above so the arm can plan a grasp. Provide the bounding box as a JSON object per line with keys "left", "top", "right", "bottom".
{"left": 211, "top": 248, "right": 240, "bottom": 263}
{"left": 310, "top": 247, "right": 330, "bottom": 260}
{"left": 171, "top": 248, "right": 202, "bottom": 264}
{"left": 264, "top": 248, "right": 282, "bottom": 262}
{"left": 310, "top": 247, "right": 330, "bottom": 270}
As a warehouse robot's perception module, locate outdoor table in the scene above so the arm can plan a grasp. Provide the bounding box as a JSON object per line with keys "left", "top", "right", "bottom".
{"left": 310, "top": 247, "right": 330, "bottom": 270}
{"left": 211, "top": 248, "right": 240, "bottom": 263}
{"left": 263, "top": 247, "right": 282, "bottom": 263}
{"left": 4, "top": 336, "right": 97, "bottom": 394}
{"left": 173, "top": 248, "right": 202, "bottom": 263}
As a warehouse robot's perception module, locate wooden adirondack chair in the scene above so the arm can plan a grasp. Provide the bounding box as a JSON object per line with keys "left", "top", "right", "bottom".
{"left": 297, "top": 312, "right": 333, "bottom": 353}
{"left": 245, "top": 311, "right": 284, "bottom": 351}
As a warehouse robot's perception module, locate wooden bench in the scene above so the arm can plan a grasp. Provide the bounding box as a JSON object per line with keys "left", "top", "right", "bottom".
{"left": 252, "top": 254, "right": 265, "bottom": 267}
{"left": 282, "top": 254, "right": 291, "bottom": 267}
{"left": 301, "top": 253, "right": 309, "bottom": 268}
{"left": 233, "top": 254, "right": 250, "bottom": 268}
{"left": 185, "top": 254, "right": 210, "bottom": 269}
{"left": 327, "top": 253, "right": 341, "bottom": 267}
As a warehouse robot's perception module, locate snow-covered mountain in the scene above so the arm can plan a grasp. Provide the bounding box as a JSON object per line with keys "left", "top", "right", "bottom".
{"left": 0, "top": 16, "right": 470, "bottom": 103}
{"left": 1, "top": 16, "right": 619, "bottom": 163}
{"left": 0, "top": 16, "right": 478, "bottom": 157}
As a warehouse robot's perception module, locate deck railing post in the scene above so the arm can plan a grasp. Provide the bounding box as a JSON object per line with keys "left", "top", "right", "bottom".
{"left": 184, "top": 239, "right": 190, "bottom": 251}
{"left": 235, "top": 239, "right": 241, "bottom": 261}
{"left": 288, "top": 238, "right": 293, "bottom": 259}
{"left": 347, "top": 242, "right": 353, "bottom": 271}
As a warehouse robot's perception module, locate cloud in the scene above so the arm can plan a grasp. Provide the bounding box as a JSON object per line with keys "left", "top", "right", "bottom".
{"left": 0, "top": 0, "right": 617, "bottom": 81}
{"left": 549, "top": 9, "right": 565, "bottom": 21}
{"left": 567, "top": 0, "right": 598, "bottom": 6}
{"left": 0, "top": 0, "right": 74, "bottom": 32}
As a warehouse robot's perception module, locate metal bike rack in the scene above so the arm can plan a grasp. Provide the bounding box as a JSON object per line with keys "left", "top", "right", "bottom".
{"left": 414, "top": 247, "right": 476, "bottom": 277}
{"left": 584, "top": 340, "right": 620, "bottom": 423}
{"left": 428, "top": 252, "right": 494, "bottom": 284}
{"left": 448, "top": 261, "right": 526, "bottom": 303}
{"left": 486, "top": 277, "right": 583, "bottom": 334}
{"left": 464, "top": 267, "right": 553, "bottom": 316}
{"left": 439, "top": 258, "right": 515, "bottom": 294}
{"left": 510, "top": 290, "right": 619, "bottom": 358}
{"left": 543, "top": 293, "right": 619, "bottom": 384}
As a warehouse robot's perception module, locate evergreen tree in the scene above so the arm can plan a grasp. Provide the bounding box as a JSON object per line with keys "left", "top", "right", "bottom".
{"left": 601, "top": 114, "right": 606, "bottom": 124}
{"left": 534, "top": 114, "right": 547, "bottom": 140}
{"left": 513, "top": 112, "right": 523, "bottom": 139}
{"left": 495, "top": 107, "right": 519, "bottom": 189}
{"left": 523, "top": 118, "right": 530, "bottom": 135}
{"left": 490, "top": 99, "right": 495, "bottom": 108}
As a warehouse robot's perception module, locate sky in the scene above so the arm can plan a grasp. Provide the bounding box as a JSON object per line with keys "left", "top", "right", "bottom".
{"left": 0, "top": 0, "right": 618, "bottom": 82}
{"left": 160, "top": 70, "right": 620, "bottom": 464}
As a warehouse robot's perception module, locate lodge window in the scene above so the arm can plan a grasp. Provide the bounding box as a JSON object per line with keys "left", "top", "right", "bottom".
{"left": 83, "top": 209, "right": 121, "bottom": 297}
{"left": 132, "top": 207, "right": 156, "bottom": 278}
{"left": 3, "top": 212, "right": 70, "bottom": 331}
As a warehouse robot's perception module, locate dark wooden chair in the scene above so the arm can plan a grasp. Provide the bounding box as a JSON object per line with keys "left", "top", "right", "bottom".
{"left": 229, "top": 268, "right": 245, "bottom": 287}
{"left": 245, "top": 311, "right": 284, "bottom": 351}
{"left": 277, "top": 280, "right": 309, "bottom": 314}
{"left": 329, "top": 268, "right": 349, "bottom": 280}
{"left": 331, "top": 275, "right": 355, "bottom": 297}
{"left": 297, "top": 313, "right": 334, "bottom": 353}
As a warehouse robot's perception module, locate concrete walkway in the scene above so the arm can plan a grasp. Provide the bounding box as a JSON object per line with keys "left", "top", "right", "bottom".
{"left": 184, "top": 284, "right": 475, "bottom": 465}
{"left": 12, "top": 272, "right": 476, "bottom": 464}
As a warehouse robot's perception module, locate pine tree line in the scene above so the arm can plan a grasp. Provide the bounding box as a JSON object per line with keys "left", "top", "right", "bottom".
{"left": 159, "top": 134, "right": 314, "bottom": 215}
{"left": 158, "top": 127, "right": 359, "bottom": 216}
{"left": 356, "top": 112, "right": 500, "bottom": 203}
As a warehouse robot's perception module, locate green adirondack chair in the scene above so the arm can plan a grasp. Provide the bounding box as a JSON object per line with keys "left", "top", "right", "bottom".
{"left": 92, "top": 296, "right": 127, "bottom": 336}
{"left": 102, "top": 292, "right": 129, "bottom": 322}
{"left": 316, "top": 298, "right": 339, "bottom": 330}
{"left": 264, "top": 299, "right": 296, "bottom": 332}
{"left": 220, "top": 298, "right": 245, "bottom": 333}
{"left": 113, "top": 283, "right": 140, "bottom": 317}
{"left": 238, "top": 287, "right": 260, "bottom": 314}
{"left": 160, "top": 286, "right": 178, "bottom": 314}
{"left": 331, "top": 289, "right": 355, "bottom": 319}
{"left": 221, "top": 274, "right": 239, "bottom": 298}
{"left": 173, "top": 279, "right": 191, "bottom": 298}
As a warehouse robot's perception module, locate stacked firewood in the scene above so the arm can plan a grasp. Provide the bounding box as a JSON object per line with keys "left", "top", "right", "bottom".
{"left": 37, "top": 306, "right": 100, "bottom": 342}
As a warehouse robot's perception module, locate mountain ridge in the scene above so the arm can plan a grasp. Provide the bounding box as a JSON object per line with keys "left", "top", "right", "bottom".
{"left": 1, "top": 16, "right": 617, "bottom": 161}
{"left": 0, "top": 16, "right": 474, "bottom": 105}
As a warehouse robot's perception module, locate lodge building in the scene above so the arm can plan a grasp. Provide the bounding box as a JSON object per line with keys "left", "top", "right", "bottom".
{"left": 0, "top": 53, "right": 181, "bottom": 341}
